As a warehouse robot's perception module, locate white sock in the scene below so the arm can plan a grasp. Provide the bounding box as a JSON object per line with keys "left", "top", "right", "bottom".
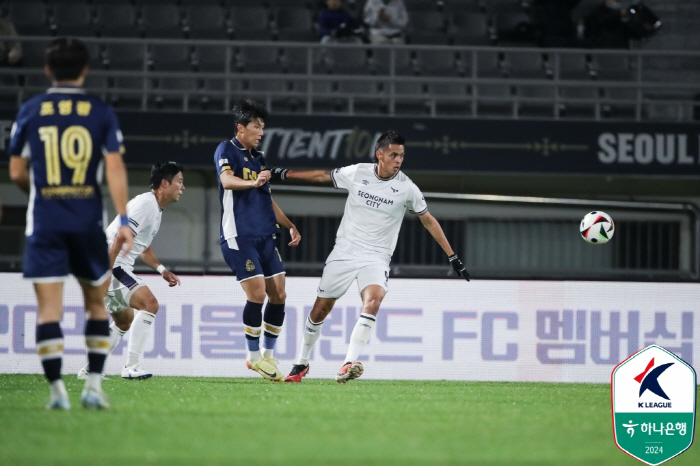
{"left": 248, "top": 349, "right": 262, "bottom": 363}
{"left": 50, "top": 379, "right": 68, "bottom": 398}
{"left": 345, "top": 313, "right": 376, "bottom": 363}
{"left": 126, "top": 311, "right": 155, "bottom": 367}
{"left": 108, "top": 321, "right": 127, "bottom": 353}
{"left": 262, "top": 348, "right": 274, "bottom": 359}
{"left": 296, "top": 315, "right": 324, "bottom": 366}
{"left": 86, "top": 373, "right": 102, "bottom": 391}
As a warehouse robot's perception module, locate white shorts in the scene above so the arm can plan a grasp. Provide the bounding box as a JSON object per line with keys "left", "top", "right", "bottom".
{"left": 105, "top": 266, "right": 146, "bottom": 314}
{"left": 317, "top": 247, "right": 390, "bottom": 299}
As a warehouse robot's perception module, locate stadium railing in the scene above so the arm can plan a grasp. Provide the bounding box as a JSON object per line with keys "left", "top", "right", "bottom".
{"left": 2, "top": 37, "right": 699, "bottom": 121}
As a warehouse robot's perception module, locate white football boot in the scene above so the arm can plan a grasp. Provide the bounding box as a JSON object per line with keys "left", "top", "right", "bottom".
{"left": 77, "top": 365, "right": 107, "bottom": 380}
{"left": 121, "top": 363, "right": 153, "bottom": 380}
{"left": 80, "top": 387, "right": 110, "bottom": 409}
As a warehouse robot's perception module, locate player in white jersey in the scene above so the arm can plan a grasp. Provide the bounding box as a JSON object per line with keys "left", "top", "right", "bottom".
{"left": 268, "top": 130, "right": 470, "bottom": 383}
{"left": 77, "top": 162, "right": 184, "bottom": 380}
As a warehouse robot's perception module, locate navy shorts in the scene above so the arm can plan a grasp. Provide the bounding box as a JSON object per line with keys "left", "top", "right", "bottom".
{"left": 220, "top": 235, "right": 285, "bottom": 282}
{"left": 23, "top": 229, "right": 110, "bottom": 285}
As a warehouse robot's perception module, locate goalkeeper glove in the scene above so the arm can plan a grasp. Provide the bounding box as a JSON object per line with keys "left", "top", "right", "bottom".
{"left": 268, "top": 167, "right": 289, "bottom": 182}
{"left": 448, "top": 254, "right": 470, "bottom": 281}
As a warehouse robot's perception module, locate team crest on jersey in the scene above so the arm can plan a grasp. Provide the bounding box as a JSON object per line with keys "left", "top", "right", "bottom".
{"left": 244, "top": 157, "right": 249, "bottom": 162}
{"left": 245, "top": 260, "right": 255, "bottom": 272}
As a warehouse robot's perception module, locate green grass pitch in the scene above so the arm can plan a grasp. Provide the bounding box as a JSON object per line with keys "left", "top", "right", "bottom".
{"left": 1, "top": 375, "right": 697, "bottom": 466}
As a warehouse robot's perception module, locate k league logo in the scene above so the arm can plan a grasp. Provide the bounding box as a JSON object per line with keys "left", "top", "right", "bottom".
{"left": 611, "top": 345, "right": 696, "bottom": 465}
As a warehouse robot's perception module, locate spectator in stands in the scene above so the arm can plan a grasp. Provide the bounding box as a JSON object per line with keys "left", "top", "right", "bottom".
{"left": 319, "top": 0, "right": 362, "bottom": 44}
{"left": 0, "top": 11, "right": 21, "bottom": 67}
{"left": 363, "top": 0, "right": 409, "bottom": 44}
{"left": 583, "top": 0, "right": 633, "bottom": 49}
{"left": 533, "top": 0, "right": 582, "bottom": 48}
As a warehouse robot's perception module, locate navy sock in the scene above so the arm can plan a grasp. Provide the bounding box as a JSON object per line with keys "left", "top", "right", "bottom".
{"left": 36, "top": 322, "right": 63, "bottom": 382}
{"left": 243, "top": 301, "right": 263, "bottom": 352}
{"left": 85, "top": 319, "right": 110, "bottom": 374}
{"left": 263, "top": 302, "right": 285, "bottom": 350}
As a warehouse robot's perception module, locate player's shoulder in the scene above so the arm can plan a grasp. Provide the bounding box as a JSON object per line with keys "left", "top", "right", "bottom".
{"left": 129, "top": 192, "right": 158, "bottom": 211}
{"left": 15, "top": 93, "right": 48, "bottom": 119}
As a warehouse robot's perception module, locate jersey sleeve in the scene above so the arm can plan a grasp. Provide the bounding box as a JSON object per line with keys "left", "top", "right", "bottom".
{"left": 406, "top": 182, "right": 428, "bottom": 215}
{"left": 330, "top": 164, "right": 359, "bottom": 190}
{"left": 214, "top": 142, "right": 238, "bottom": 175}
{"left": 102, "top": 104, "right": 125, "bottom": 154}
{"left": 125, "top": 197, "right": 153, "bottom": 238}
{"left": 8, "top": 104, "right": 30, "bottom": 157}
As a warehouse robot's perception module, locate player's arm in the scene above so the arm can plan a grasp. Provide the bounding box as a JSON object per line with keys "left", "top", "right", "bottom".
{"left": 8, "top": 156, "right": 29, "bottom": 193}
{"left": 271, "top": 198, "right": 301, "bottom": 247}
{"left": 267, "top": 168, "right": 332, "bottom": 184}
{"left": 219, "top": 168, "right": 270, "bottom": 190}
{"left": 140, "top": 246, "right": 180, "bottom": 287}
{"left": 418, "top": 211, "right": 470, "bottom": 281}
{"left": 104, "top": 152, "right": 134, "bottom": 254}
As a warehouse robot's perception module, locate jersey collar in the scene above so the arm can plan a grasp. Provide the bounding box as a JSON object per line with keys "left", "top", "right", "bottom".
{"left": 230, "top": 137, "right": 262, "bottom": 157}
{"left": 373, "top": 163, "right": 399, "bottom": 181}
{"left": 47, "top": 85, "right": 86, "bottom": 94}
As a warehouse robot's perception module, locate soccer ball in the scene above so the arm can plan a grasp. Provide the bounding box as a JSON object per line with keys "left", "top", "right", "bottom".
{"left": 580, "top": 211, "right": 615, "bottom": 244}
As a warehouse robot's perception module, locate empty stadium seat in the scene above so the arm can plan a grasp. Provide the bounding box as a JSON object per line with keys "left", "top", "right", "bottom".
{"left": 95, "top": 3, "right": 140, "bottom": 38}
{"left": 414, "top": 49, "right": 460, "bottom": 76}
{"left": 140, "top": 4, "right": 184, "bottom": 38}
{"left": 448, "top": 10, "right": 491, "bottom": 46}
{"left": 7, "top": 0, "right": 51, "bottom": 36}
{"left": 104, "top": 43, "right": 148, "bottom": 70}
{"left": 149, "top": 44, "right": 194, "bottom": 72}
{"left": 184, "top": 5, "right": 230, "bottom": 40}
{"left": 193, "top": 45, "right": 232, "bottom": 73}
{"left": 273, "top": 7, "right": 316, "bottom": 42}
{"left": 235, "top": 45, "right": 281, "bottom": 73}
{"left": 408, "top": 11, "right": 448, "bottom": 45}
{"left": 229, "top": 6, "right": 271, "bottom": 40}
{"left": 51, "top": 1, "right": 96, "bottom": 37}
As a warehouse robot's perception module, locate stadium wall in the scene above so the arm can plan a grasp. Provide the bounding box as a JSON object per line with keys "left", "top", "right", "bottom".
{"left": 0, "top": 273, "right": 697, "bottom": 383}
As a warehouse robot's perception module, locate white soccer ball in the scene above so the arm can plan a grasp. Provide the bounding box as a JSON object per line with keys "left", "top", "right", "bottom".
{"left": 580, "top": 211, "right": 615, "bottom": 244}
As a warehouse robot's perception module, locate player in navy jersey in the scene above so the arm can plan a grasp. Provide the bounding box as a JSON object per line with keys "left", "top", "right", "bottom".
{"left": 215, "top": 98, "right": 300, "bottom": 381}
{"left": 8, "top": 38, "right": 134, "bottom": 409}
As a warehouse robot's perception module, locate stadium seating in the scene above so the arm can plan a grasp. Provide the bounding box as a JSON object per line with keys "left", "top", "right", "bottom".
{"left": 2, "top": 0, "right": 698, "bottom": 121}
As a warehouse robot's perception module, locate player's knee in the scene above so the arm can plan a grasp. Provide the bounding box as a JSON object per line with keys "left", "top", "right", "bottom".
{"left": 249, "top": 291, "right": 267, "bottom": 303}
{"left": 269, "top": 290, "right": 286, "bottom": 303}
{"left": 116, "top": 321, "right": 131, "bottom": 332}
{"left": 144, "top": 297, "right": 159, "bottom": 315}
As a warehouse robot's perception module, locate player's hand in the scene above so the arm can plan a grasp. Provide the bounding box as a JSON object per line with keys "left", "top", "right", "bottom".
{"left": 448, "top": 254, "right": 470, "bottom": 281}
{"left": 162, "top": 270, "right": 181, "bottom": 287}
{"left": 252, "top": 170, "right": 271, "bottom": 188}
{"left": 268, "top": 167, "right": 289, "bottom": 182}
{"left": 288, "top": 226, "right": 301, "bottom": 247}
{"left": 117, "top": 225, "right": 135, "bottom": 255}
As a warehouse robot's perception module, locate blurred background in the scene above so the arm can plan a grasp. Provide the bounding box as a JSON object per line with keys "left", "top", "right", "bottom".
{"left": 0, "top": 0, "right": 698, "bottom": 282}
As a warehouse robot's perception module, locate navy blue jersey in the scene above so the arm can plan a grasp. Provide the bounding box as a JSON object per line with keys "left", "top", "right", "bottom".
{"left": 8, "top": 86, "right": 124, "bottom": 234}
{"left": 214, "top": 138, "right": 279, "bottom": 243}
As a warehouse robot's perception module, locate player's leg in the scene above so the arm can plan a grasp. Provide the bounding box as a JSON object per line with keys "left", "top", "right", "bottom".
{"left": 78, "top": 277, "right": 112, "bottom": 409}
{"left": 24, "top": 231, "right": 71, "bottom": 408}
{"left": 286, "top": 249, "right": 357, "bottom": 382}
{"left": 284, "top": 296, "right": 336, "bottom": 383}
{"left": 221, "top": 237, "right": 281, "bottom": 381}
{"left": 34, "top": 282, "right": 70, "bottom": 409}
{"left": 77, "top": 285, "right": 133, "bottom": 379}
{"left": 69, "top": 229, "right": 113, "bottom": 408}
{"left": 336, "top": 262, "right": 389, "bottom": 383}
{"left": 260, "top": 239, "right": 287, "bottom": 360}
{"left": 120, "top": 286, "right": 158, "bottom": 379}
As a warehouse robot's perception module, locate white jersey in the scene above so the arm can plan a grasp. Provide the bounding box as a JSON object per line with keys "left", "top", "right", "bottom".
{"left": 105, "top": 192, "right": 162, "bottom": 271}
{"left": 331, "top": 163, "right": 427, "bottom": 258}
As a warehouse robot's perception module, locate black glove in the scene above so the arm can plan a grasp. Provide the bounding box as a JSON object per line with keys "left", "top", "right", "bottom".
{"left": 448, "top": 254, "right": 470, "bottom": 281}
{"left": 268, "top": 167, "right": 289, "bottom": 182}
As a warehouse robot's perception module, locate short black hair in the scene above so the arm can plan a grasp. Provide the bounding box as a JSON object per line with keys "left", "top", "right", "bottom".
{"left": 150, "top": 161, "right": 183, "bottom": 190}
{"left": 46, "top": 38, "right": 89, "bottom": 81}
{"left": 232, "top": 98, "right": 268, "bottom": 131}
{"left": 374, "top": 130, "right": 405, "bottom": 162}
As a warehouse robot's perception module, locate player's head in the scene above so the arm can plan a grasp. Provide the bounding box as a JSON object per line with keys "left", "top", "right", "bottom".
{"left": 44, "top": 38, "right": 89, "bottom": 83}
{"left": 374, "top": 130, "right": 405, "bottom": 178}
{"left": 233, "top": 98, "right": 267, "bottom": 150}
{"left": 150, "top": 161, "right": 185, "bottom": 206}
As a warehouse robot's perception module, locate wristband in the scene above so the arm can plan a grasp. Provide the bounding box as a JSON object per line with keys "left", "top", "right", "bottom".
{"left": 156, "top": 264, "right": 166, "bottom": 274}
{"left": 119, "top": 214, "right": 129, "bottom": 228}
